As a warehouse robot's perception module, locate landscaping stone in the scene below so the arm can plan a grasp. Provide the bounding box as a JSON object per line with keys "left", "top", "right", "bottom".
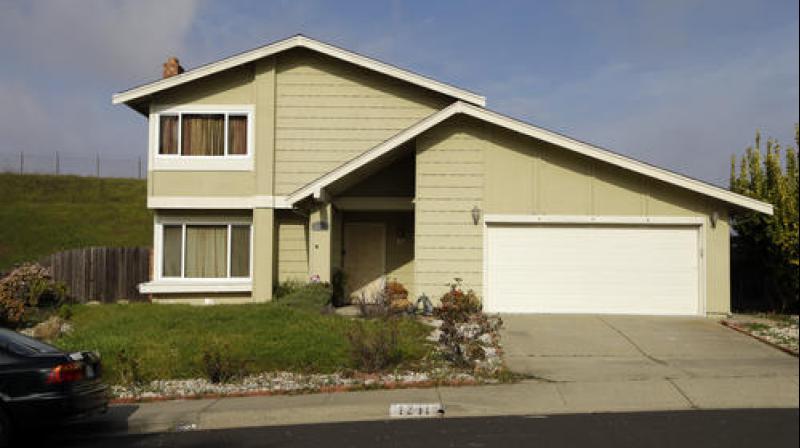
{"left": 20, "top": 315, "right": 72, "bottom": 341}
{"left": 110, "top": 369, "right": 483, "bottom": 402}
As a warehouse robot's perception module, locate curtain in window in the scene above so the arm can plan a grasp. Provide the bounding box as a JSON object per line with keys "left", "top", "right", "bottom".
{"left": 162, "top": 225, "right": 182, "bottom": 276}
{"left": 182, "top": 114, "right": 224, "bottom": 156}
{"left": 228, "top": 115, "right": 248, "bottom": 155}
{"left": 159, "top": 116, "right": 178, "bottom": 155}
{"left": 230, "top": 225, "right": 250, "bottom": 277}
{"left": 185, "top": 225, "right": 227, "bottom": 277}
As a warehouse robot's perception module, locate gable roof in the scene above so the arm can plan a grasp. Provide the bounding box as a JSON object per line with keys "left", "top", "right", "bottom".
{"left": 287, "top": 101, "right": 773, "bottom": 215}
{"left": 112, "top": 35, "right": 486, "bottom": 107}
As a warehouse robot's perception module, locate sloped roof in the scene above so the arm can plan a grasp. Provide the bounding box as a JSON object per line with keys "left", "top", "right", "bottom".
{"left": 112, "top": 35, "right": 485, "bottom": 107}
{"left": 287, "top": 101, "right": 773, "bottom": 215}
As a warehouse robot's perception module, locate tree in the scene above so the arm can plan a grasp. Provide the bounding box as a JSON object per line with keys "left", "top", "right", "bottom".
{"left": 729, "top": 125, "right": 799, "bottom": 312}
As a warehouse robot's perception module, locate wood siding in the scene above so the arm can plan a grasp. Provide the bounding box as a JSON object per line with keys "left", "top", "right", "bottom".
{"left": 274, "top": 49, "right": 449, "bottom": 195}
{"left": 415, "top": 117, "right": 486, "bottom": 299}
{"left": 275, "top": 211, "right": 309, "bottom": 282}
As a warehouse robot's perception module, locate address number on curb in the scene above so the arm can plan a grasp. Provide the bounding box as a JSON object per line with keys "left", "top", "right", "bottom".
{"left": 389, "top": 403, "right": 445, "bottom": 418}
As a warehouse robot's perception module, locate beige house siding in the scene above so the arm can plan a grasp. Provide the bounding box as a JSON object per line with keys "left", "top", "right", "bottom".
{"left": 417, "top": 118, "right": 731, "bottom": 314}
{"left": 274, "top": 48, "right": 450, "bottom": 195}
{"left": 415, "top": 116, "right": 486, "bottom": 300}
{"left": 275, "top": 210, "right": 309, "bottom": 283}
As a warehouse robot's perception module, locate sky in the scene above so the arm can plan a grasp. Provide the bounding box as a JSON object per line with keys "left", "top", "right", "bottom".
{"left": 0, "top": 0, "right": 797, "bottom": 185}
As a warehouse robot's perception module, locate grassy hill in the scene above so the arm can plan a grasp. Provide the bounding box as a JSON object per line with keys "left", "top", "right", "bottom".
{"left": 0, "top": 173, "right": 152, "bottom": 270}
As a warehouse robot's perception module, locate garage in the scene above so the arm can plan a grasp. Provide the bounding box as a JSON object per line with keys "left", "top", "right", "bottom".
{"left": 484, "top": 219, "right": 702, "bottom": 315}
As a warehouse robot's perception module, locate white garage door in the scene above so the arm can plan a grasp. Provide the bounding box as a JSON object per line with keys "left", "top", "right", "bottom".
{"left": 485, "top": 224, "right": 700, "bottom": 315}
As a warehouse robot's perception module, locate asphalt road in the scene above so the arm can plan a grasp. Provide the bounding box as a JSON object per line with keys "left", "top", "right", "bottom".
{"left": 32, "top": 408, "right": 800, "bottom": 448}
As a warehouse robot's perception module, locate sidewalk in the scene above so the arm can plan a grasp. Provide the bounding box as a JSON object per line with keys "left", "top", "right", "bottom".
{"left": 81, "top": 375, "right": 799, "bottom": 435}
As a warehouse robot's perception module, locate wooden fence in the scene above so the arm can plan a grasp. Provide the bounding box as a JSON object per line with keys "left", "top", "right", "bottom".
{"left": 40, "top": 247, "right": 152, "bottom": 303}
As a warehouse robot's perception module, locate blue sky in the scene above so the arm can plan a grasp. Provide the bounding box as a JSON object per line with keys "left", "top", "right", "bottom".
{"left": 0, "top": 0, "right": 797, "bottom": 185}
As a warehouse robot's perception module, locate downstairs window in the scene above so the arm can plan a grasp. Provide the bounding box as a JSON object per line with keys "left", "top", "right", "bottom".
{"left": 161, "top": 223, "right": 251, "bottom": 279}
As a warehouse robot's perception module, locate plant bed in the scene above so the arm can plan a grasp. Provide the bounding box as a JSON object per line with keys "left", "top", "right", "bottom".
{"left": 721, "top": 314, "right": 799, "bottom": 356}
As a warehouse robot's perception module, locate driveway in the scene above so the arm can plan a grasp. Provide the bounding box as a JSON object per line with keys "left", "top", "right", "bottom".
{"left": 500, "top": 315, "right": 800, "bottom": 383}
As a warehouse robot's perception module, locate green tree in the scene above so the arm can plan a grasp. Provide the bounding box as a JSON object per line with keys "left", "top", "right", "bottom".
{"left": 729, "top": 125, "right": 799, "bottom": 312}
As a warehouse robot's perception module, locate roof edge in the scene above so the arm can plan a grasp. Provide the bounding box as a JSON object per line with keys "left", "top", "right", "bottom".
{"left": 112, "top": 35, "right": 486, "bottom": 107}
{"left": 288, "top": 101, "right": 773, "bottom": 215}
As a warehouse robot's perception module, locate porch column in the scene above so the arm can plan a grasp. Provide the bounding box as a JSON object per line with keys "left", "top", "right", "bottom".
{"left": 308, "top": 202, "right": 333, "bottom": 282}
{"left": 251, "top": 208, "right": 274, "bottom": 302}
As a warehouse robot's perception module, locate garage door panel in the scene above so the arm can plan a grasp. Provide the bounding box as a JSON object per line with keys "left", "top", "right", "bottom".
{"left": 486, "top": 224, "right": 700, "bottom": 315}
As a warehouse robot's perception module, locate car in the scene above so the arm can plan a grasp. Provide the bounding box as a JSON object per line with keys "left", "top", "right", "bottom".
{"left": 0, "top": 328, "right": 108, "bottom": 446}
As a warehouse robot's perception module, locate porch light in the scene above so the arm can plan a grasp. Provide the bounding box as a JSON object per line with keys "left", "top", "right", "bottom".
{"left": 471, "top": 205, "right": 481, "bottom": 225}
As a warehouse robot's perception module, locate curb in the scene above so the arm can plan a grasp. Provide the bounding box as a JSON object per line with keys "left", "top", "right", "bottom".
{"left": 720, "top": 320, "right": 799, "bottom": 357}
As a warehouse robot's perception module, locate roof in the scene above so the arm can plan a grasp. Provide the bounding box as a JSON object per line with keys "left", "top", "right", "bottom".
{"left": 112, "top": 35, "right": 486, "bottom": 107}
{"left": 287, "top": 101, "right": 773, "bottom": 215}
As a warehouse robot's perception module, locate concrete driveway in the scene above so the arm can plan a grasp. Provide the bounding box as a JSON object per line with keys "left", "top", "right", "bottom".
{"left": 501, "top": 315, "right": 799, "bottom": 383}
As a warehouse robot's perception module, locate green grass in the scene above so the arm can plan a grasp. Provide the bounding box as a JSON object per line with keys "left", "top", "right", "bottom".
{"left": 0, "top": 173, "right": 152, "bottom": 270}
{"left": 54, "top": 303, "right": 433, "bottom": 384}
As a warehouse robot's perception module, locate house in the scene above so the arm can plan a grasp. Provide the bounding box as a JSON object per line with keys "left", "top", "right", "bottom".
{"left": 114, "top": 35, "right": 772, "bottom": 315}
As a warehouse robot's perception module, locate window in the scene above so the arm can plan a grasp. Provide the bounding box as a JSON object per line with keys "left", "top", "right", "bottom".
{"left": 157, "top": 111, "right": 250, "bottom": 156}
{"left": 161, "top": 223, "right": 251, "bottom": 279}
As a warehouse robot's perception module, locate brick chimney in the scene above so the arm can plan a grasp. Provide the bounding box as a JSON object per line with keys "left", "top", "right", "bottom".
{"left": 162, "top": 57, "right": 184, "bottom": 78}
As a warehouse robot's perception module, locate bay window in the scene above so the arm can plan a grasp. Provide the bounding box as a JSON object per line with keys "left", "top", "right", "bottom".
{"left": 161, "top": 223, "right": 251, "bottom": 279}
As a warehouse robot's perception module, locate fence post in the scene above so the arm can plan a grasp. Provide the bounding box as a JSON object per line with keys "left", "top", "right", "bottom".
{"left": 138, "top": 156, "right": 142, "bottom": 179}
{"left": 55, "top": 151, "right": 60, "bottom": 175}
{"left": 95, "top": 153, "right": 100, "bottom": 177}
{"left": 19, "top": 150, "right": 24, "bottom": 175}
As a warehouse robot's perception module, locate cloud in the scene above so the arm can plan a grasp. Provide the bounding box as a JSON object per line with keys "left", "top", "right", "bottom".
{"left": 0, "top": 0, "right": 199, "bottom": 83}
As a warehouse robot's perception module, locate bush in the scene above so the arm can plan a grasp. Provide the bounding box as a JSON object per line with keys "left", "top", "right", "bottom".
{"left": 116, "top": 349, "right": 144, "bottom": 386}
{"left": 354, "top": 280, "right": 413, "bottom": 318}
{"left": 434, "top": 278, "right": 481, "bottom": 324}
{"left": 273, "top": 279, "right": 306, "bottom": 299}
{"left": 276, "top": 283, "right": 332, "bottom": 312}
{"left": 200, "top": 341, "right": 248, "bottom": 383}
{"left": 0, "top": 263, "right": 70, "bottom": 327}
{"left": 346, "top": 318, "right": 402, "bottom": 372}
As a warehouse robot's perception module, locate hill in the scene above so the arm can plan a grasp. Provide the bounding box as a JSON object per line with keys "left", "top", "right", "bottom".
{"left": 0, "top": 173, "right": 152, "bottom": 270}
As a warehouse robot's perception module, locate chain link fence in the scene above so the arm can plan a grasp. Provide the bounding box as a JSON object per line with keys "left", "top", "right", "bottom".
{"left": 0, "top": 151, "right": 147, "bottom": 179}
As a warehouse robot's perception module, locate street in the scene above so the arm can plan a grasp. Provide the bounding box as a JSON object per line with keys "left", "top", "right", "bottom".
{"left": 39, "top": 408, "right": 798, "bottom": 448}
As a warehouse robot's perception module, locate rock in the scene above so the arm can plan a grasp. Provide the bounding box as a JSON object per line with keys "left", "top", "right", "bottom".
{"left": 426, "top": 329, "right": 442, "bottom": 342}
{"left": 477, "top": 333, "right": 493, "bottom": 345}
{"left": 27, "top": 316, "right": 70, "bottom": 341}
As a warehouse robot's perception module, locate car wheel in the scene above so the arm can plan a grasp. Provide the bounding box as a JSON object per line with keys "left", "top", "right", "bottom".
{"left": 0, "top": 406, "right": 10, "bottom": 448}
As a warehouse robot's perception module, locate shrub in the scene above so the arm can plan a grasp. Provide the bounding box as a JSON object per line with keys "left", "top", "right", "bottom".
{"left": 116, "top": 349, "right": 144, "bottom": 386}
{"left": 346, "top": 318, "right": 402, "bottom": 372}
{"left": 0, "top": 263, "right": 70, "bottom": 327}
{"left": 200, "top": 341, "right": 248, "bottom": 383}
{"left": 331, "top": 269, "right": 346, "bottom": 307}
{"left": 273, "top": 279, "right": 306, "bottom": 299}
{"left": 354, "top": 280, "right": 413, "bottom": 318}
{"left": 434, "top": 278, "right": 481, "bottom": 324}
{"left": 276, "top": 283, "right": 332, "bottom": 312}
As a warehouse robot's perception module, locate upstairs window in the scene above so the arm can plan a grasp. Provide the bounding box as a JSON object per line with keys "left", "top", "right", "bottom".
{"left": 158, "top": 111, "right": 250, "bottom": 156}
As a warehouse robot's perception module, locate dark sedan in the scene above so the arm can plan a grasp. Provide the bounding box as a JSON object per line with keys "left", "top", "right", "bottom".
{"left": 0, "top": 328, "right": 108, "bottom": 446}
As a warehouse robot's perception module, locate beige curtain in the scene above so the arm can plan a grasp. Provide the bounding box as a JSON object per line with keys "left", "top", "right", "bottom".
{"left": 230, "top": 225, "right": 250, "bottom": 277}
{"left": 162, "top": 225, "right": 182, "bottom": 276}
{"left": 159, "top": 116, "right": 178, "bottom": 155}
{"left": 182, "top": 114, "right": 224, "bottom": 156}
{"left": 228, "top": 115, "right": 248, "bottom": 155}
{"left": 185, "top": 225, "right": 227, "bottom": 278}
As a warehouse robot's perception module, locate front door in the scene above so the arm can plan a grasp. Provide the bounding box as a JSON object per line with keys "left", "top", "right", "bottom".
{"left": 343, "top": 222, "right": 386, "bottom": 302}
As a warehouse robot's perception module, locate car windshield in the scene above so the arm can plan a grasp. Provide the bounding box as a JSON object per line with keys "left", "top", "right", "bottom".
{"left": 0, "top": 328, "right": 62, "bottom": 355}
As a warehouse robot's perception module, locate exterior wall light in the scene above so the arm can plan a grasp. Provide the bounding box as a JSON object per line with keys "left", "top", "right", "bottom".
{"left": 710, "top": 211, "right": 719, "bottom": 228}
{"left": 471, "top": 205, "right": 481, "bottom": 225}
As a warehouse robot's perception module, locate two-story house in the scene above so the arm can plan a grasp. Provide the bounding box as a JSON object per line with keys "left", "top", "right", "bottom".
{"left": 114, "top": 35, "right": 771, "bottom": 315}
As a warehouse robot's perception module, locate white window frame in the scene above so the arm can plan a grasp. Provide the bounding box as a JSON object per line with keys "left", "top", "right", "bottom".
{"left": 149, "top": 104, "right": 255, "bottom": 171}
{"left": 154, "top": 216, "right": 254, "bottom": 284}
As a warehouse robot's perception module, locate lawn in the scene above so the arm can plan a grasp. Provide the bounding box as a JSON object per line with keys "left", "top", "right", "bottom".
{"left": 0, "top": 173, "right": 152, "bottom": 270}
{"left": 54, "top": 302, "right": 433, "bottom": 384}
